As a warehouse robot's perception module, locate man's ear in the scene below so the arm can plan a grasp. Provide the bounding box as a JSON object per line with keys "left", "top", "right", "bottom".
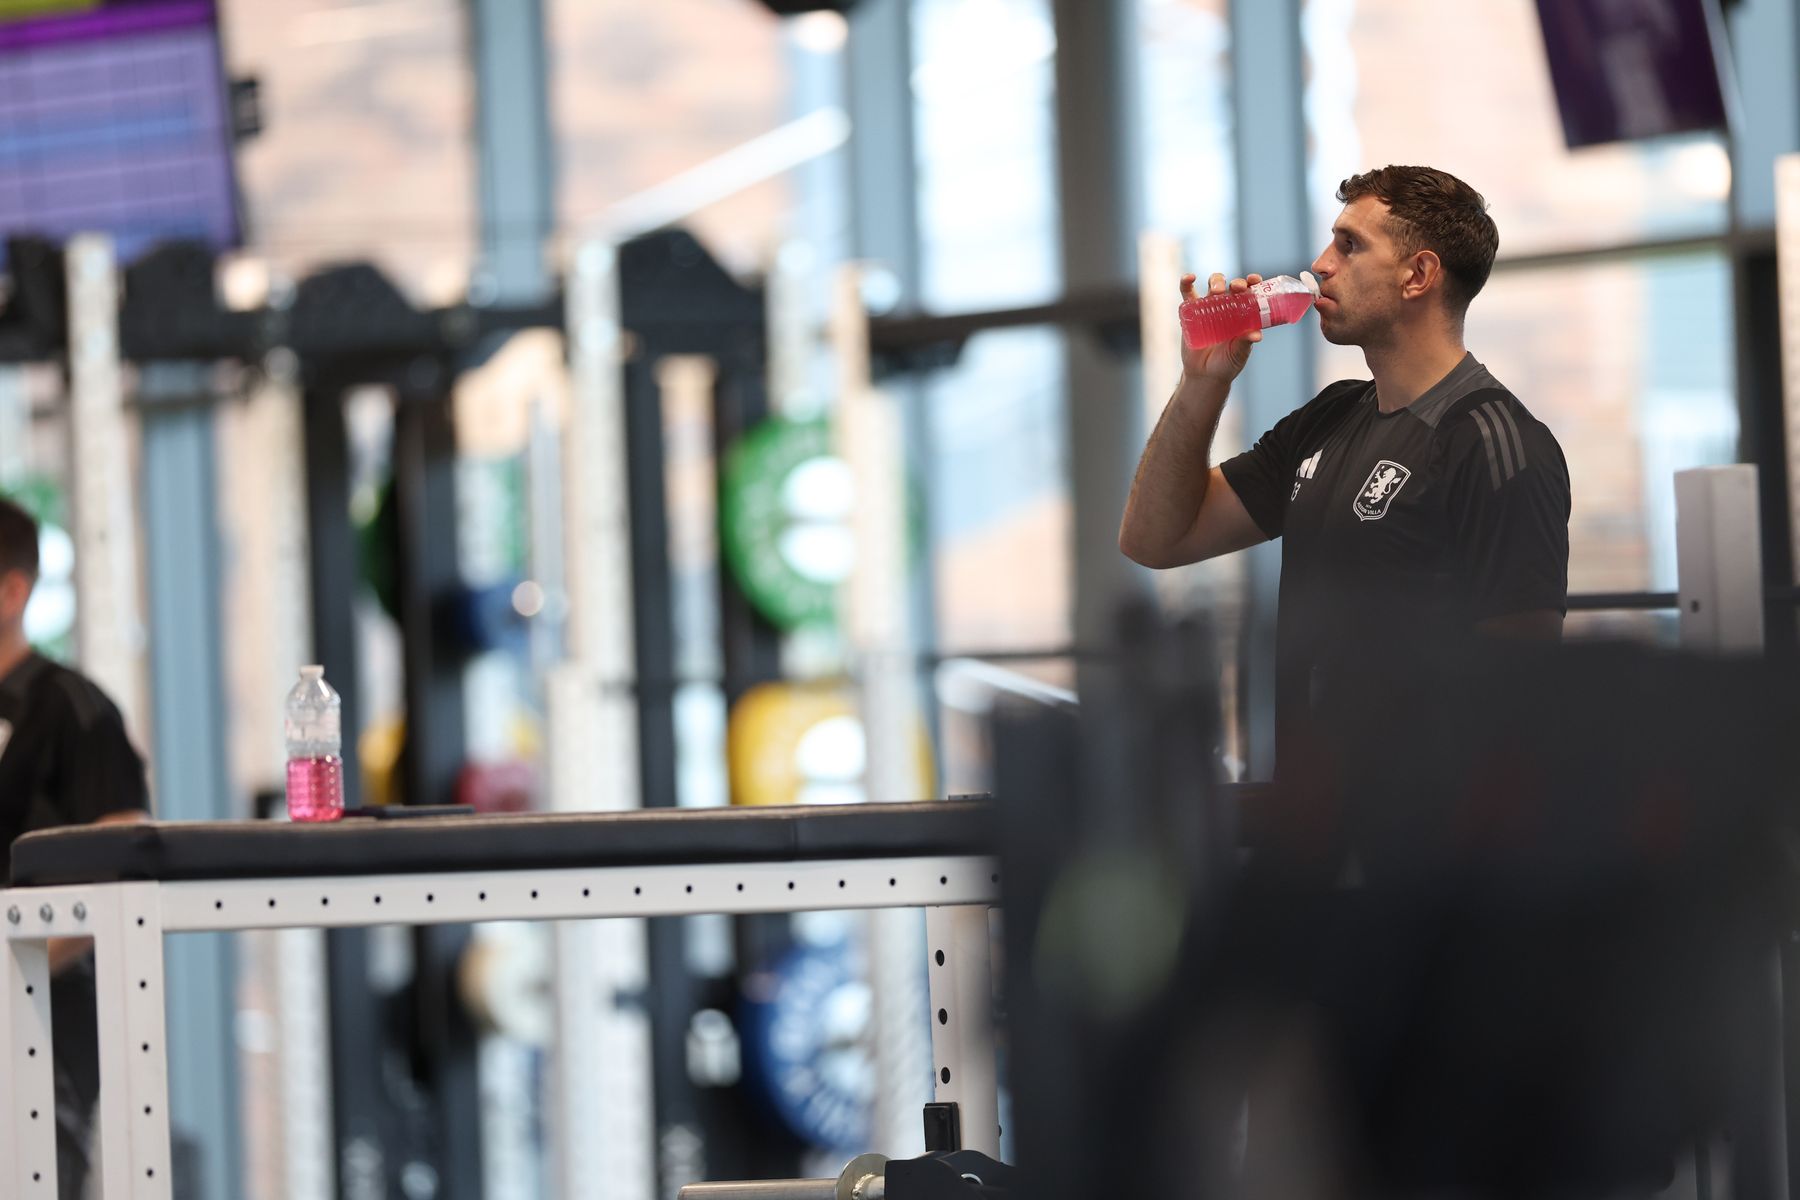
{"left": 1400, "top": 249, "right": 1442, "bottom": 302}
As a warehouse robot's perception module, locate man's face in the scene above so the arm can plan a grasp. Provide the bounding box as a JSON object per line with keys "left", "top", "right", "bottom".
{"left": 1308, "top": 196, "right": 1410, "bottom": 347}
{"left": 0, "top": 567, "right": 32, "bottom": 636}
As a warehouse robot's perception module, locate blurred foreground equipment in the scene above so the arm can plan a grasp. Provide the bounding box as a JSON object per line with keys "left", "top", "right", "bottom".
{"left": 997, "top": 604, "right": 1800, "bottom": 1200}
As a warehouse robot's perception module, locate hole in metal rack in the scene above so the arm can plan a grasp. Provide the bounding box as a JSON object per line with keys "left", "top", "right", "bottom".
{"left": 30, "top": 1109, "right": 37, "bottom": 1120}
{"left": 531, "top": 890, "right": 539, "bottom": 899}
{"left": 889, "top": 878, "right": 897, "bottom": 887}
{"left": 479, "top": 892, "right": 488, "bottom": 902}
{"left": 141, "top": 1043, "right": 149, "bottom": 1053}
{"left": 941, "top": 1068, "right": 951, "bottom": 1084}
{"left": 582, "top": 888, "right": 591, "bottom": 897}
{"left": 736, "top": 883, "right": 744, "bottom": 892}
{"left": 139, "top": 980, "right": 146, "bottom": 989}
{"left": 839, "top": 880, "right": 846, "bottom": 888}
{"left": 939, "top": 1008, "right": 948, "bottom": 1025}
{"left": 374, "top": 896, "right": 383, "bottom": 905}
{"left": 320, "top": 898, "right": 329, "bottom": 907}
{"left": 634, "top": 886, "right": 642, "bottom": 895}
{"left": 427, "top": 894, "right": 435, "bottom": 903}
{"left": 787, "top": 882, "right": 795, "bottom": 890}
{"left": 267, "top": 899, "right": 276, "bottom": 908}
{"left": 214, "top": 900, "right": 222, "bottom": 910}
{"left": 145, "top": 1105, "right": 152, "bottom": 1115}
{"left": 685, "top": 885, "right": 693, "bottom": 894}
{"left": 25, "top": 985, "right": 33, "bottom": 995}
{"left": 137, "top": 917, "right": 145, "bottom": 926}
{"left": 940, "top": 876, "right": 948, "bottom": 885}
{"left": 28, "top": 1047, "right": 35, "bottom": 1057}
{"left": 991, "top": 874, "right": 999, "bottom": 884}
{"left": 935, "top": 950, "right": 945, "bottom": 966}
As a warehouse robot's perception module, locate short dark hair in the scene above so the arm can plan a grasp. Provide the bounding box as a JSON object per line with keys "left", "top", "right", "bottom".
{"left": 0, "top": 495, "right": 40, "bottom": 580}
{"left": 1337, "top": 165, "right": 1499, "bottom": 315}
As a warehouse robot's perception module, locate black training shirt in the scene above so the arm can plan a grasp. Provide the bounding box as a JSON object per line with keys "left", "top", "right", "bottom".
{"left": 1219, "top": 354, "right": 1570, "bottom": 775}
{"left": 0, "top": 651, "right": 148, "bottom": 882}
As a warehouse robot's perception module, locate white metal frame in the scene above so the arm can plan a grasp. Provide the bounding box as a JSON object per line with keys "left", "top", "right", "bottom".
{"left": 1675, "top": 465, "right": 1765, "bottom": 653}
{"left": 3, "top": 851, "right": 999, "bottom": 1199}
{"left": 1774, "top": 154, "right": 1800, "bottom": 583}
{"left": 923, "top": 905, "right": 999, "bottom": 1159}
{"left": 550, "top": 239, "right": 659, "bottom": 1200}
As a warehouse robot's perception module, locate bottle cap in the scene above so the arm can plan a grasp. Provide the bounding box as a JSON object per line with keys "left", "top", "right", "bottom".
{"left": 300, "top": 665, "right": 324, "bottom": 679}
{"left": 1300, "top": 270, "right": 1321, "bottom": 297}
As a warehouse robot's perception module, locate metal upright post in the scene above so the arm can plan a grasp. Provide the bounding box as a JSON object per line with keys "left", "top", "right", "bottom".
{"left": 548, "top": 241, "right": 657, "bottom": 1200}
{"left": 466, "top": 2, "right": 560, "bottom": 1191}
{"left": 139, "top": 360, "right": 243, "bottom": 1200}
{"left": 846, "top": 0, "right": 938, "bottom": 711}
{"left": 442, "top": 0, "right": 554, "bottom": 1187}
{"left": 0, "top": 367, "right": 25, "bottom": 484}
{"left": 301, "top": 378, "right": 412, "bottom": 1199}
{"left": 1727, "top": 0, "right": 1800, "bottom": 649}
{"left": 1674, "top": 465, "right": 1787, "bottom": 1200}
{"left": 833, "top": 264, "right": 936, "bottom": 1158}
{"left": 1051, "top": 0, "right": 1152, "bottom": 701}
{"left": 1226, "top": 0, "right": 1315, "bottom": 778}
{"left": 64, "top": 236, "right": 145, "bottom": 737}
{"left": 391, "top": 361, "right": 481, "bottom": 1200}
{"left": 1675, "top": 466, "right": 1766, "bottom": 654}
{"left": 468, "top": 0, "right": 555, "bottom": 308}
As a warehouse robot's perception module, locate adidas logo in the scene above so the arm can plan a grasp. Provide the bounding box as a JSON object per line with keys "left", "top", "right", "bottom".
{"left": 1298, "top": 450, "right": 1322, "bottom": 480}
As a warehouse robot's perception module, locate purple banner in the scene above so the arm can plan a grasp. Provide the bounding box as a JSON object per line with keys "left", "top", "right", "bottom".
{"left": 0, "top": 2, "right": 214, "bottom": 53}
{"left": 1534, "top": 0, "right": 1732, "bottom": 149}
{"left": 0, "top": 0, "right": 239, "bottom": 261}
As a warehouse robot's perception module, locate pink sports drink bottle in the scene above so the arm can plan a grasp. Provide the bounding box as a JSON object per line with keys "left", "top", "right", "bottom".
{"left": 1178, "top": 271, "right": 1320, "bottom": 350}
{"left": 284, "top": 665, "right": 345, "bottom": 822}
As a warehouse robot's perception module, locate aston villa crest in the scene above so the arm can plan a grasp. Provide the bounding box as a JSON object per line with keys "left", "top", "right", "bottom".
{"left": 1354, "top": 460, "right": 1411, "bottom": 521}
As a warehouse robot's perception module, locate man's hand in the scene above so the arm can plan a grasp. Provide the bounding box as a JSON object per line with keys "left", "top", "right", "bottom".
{"left": 1181, "top": 272, "right": 1264, "bottom": 383}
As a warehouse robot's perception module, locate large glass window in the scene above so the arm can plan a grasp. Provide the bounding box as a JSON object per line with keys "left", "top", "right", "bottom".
{"left": 1140, "top": 0, "right": 1235, "bottom": 270}
{"left": 908, "top": 0, "right": 1069, "bottom": 647}
{"left": 220, "top": 0, "right": 476, "bottom": 300}
{"left": 1303, "top": 0, "right": 1730, "bottom": 257}
{"left": 550, "top": 0, "right": 797, "bottom": 276}
{"left": 924, "top": 328, "right": 1069, "bottom": 654}
{"left": 912, "top": 0, "right": 1060, "bottom": 311}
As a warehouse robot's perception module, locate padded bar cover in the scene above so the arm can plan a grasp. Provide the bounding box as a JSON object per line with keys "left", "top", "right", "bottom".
{"left": 9, "top": 800, "right": 997, "bottom": 887}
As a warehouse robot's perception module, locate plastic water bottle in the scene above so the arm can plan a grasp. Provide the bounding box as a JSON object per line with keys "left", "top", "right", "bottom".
{"left": 1179, "top": 272, "right": 1321, "bottom": 350}
{"left": 285, "top": 665, "right": 345, "bottom": 822}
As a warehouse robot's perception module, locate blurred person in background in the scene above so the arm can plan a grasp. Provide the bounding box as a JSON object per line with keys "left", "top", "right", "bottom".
{"left": 1118, "top": 164, "right": 1571, "bottom": 790}
{"left": 0, "top": 495, "right": 150, "bottom": 1200}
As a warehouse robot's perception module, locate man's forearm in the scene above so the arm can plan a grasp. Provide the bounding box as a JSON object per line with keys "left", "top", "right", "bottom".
{"left": 1119, "top": 372, "right": 1231, "bottom": 562}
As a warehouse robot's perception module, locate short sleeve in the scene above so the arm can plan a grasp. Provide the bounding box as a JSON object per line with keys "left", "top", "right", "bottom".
{"left": 52, "top": 676, "right": 149, "bottom": 826}
{"left": 1220, "top": 380, "right": 1361, "bottom": 540}
{"left": 1446, "top": 398, "right": 1571, "bottom": 620}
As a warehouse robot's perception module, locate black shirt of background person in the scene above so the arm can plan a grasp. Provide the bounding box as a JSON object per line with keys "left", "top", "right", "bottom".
{"left": 1220, "top": 354, "right": 1571, "bottom": 785}
{"left": 1, "top": 648, "right": 149, "bottom": 1196}
{"left": 1, "top": 650, "right": 149, "bottom": 881}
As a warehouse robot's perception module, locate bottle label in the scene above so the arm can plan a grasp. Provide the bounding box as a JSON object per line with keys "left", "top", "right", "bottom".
{"left": 1256, "top": 290, "right": 1273, "bottom": 328}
